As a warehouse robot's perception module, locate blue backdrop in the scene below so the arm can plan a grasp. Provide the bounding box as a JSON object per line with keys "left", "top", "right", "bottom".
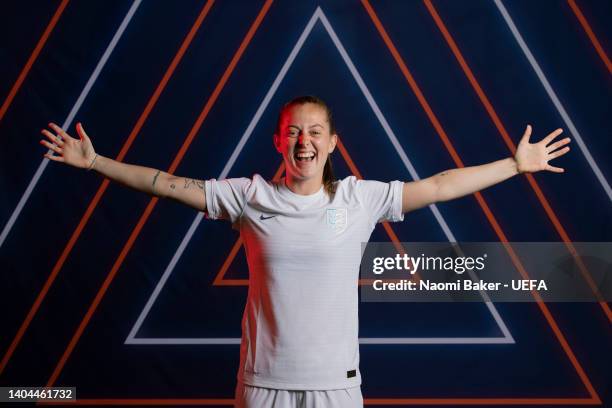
{"left": 1, "top": 0, "right": 610, "bottom": 406}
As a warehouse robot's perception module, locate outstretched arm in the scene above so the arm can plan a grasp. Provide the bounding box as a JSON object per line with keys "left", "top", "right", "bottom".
{"left": 402, "top": 125, "right": 570, "bottom": 213}
{"left": 40, "top": 122, "right": 207, "bottom": 212}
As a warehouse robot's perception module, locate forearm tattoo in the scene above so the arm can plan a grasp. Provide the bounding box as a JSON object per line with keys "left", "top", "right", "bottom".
{"left": 184, "top": 178, "right": 204, "bottom": 190}
{"left": 152, "top": 170, "right": 161, "bottom": 195}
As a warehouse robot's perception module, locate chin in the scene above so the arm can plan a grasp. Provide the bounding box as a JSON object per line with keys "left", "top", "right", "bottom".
{"left": 294, "top": 171, "right": 315, "bottom": 180}
{"left": 287, "top": 162, "right": 315, "bottom": 178}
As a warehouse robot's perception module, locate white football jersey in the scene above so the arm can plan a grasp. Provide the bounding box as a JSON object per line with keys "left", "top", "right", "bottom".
{"left": 204, "top": 174, "right": 404, "bottom": 390}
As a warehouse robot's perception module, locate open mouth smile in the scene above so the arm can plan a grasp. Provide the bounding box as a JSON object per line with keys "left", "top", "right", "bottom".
{"left": 294, "top": 151, "right": 316, "bottom": 162}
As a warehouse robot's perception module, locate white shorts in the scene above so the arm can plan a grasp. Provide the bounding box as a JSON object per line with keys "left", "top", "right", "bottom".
{"left": 234, "top": 382, "right": 363, "bottom": 408}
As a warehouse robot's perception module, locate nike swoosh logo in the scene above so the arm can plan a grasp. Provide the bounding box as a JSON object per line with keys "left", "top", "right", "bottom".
{"left": 259, "top": 214, "right": 277, "bottom": 220}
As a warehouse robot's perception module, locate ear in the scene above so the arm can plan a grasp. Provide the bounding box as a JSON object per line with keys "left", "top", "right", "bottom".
{"left": 329, "top": 133, "right": 338, "bottom": 153}
{"left": 273, "top": 133, "right": 282, "bottom": 153}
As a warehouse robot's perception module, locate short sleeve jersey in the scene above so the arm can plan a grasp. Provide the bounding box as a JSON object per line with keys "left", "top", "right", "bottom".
{"left": 204, "top": 174, "right": 404, "bottom": 390}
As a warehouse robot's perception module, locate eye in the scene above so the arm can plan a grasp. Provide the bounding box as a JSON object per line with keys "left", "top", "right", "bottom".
{"left": 287, "top": 129, "right": 299, "bottom": 138}
{"left": 310, "top": 131, "right": 321, "bottom": 136}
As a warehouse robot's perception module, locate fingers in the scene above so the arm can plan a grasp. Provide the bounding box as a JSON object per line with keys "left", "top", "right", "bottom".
{"left": 48, "top": 122, "right": 77, "bottom": 142}
{"left": 542, "top": 128, "right": 563, "bottom": 145}
{"left": 549, "top": 146, "right": 570, "bottom": 159}
{"left": 48, "top": 122, "right": 67, "bottom": 137}
{"left": 545, "top": 140, "right": 570, "bottom": 173}
{"left": 39, "top": 139, "right": 63, "bottom": 154}
{"left": 546, "top": 164, "right": 564, "bottom": 173}
{"left": 41, "top": 129, "right": 64, "bottom": 147}
{"left": 40, "top": 123, "right": 65, "bottom": 158}
{"left": 520, "top": 124, "right": 532, "bottom": 144}
{"left": 546, "top": 137, "right": 570, "bottom": 152}
{"left": 43, "top": 153, "right": 65, "bottom": 162}
{"left": 75, "top": 122, "right": 87, "bottom": 141}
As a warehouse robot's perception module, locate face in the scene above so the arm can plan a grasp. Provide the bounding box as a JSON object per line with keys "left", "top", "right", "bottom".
{"left": 274, "top": 103, "right": 337, "bottom": 182}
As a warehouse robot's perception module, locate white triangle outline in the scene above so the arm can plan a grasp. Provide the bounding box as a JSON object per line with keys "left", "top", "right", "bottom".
{"left": 494, "top": 0, "right": 612, "bottom": 203}
{"left": 125, "top": 6, "right": 514, "bottom": 345}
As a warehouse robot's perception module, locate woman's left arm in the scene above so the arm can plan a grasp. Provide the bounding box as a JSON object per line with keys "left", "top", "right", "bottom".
{"left": 402, "top": 125, "right": 570, "bottom": 213}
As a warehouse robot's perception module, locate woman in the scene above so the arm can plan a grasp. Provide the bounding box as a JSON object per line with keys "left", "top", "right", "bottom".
{"left": 40, "top": 95, "right": 570, "bottom": 407}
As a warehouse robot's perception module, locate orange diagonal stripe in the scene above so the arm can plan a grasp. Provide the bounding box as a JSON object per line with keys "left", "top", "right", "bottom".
{"left": 0, "top": 0, "right": 70, "bottom": 124}
{"left": 568, "top": 0, "right": 612, "bottom": 74}
{"left": 362, "top": 0, "right": 600, "bottom": 403}
{"left": 0, "top": 0, "right": 215, "bottom": 376}
{"left": 422, "top": 0, "right": 611, "bottom": 322}
{"left": 45, "top": 0, "right": 273, "bottom": 387}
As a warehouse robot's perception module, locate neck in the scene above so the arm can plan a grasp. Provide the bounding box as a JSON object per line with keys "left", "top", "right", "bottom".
{"left": 285, "top": 173, "right": 323, "bottom": 195}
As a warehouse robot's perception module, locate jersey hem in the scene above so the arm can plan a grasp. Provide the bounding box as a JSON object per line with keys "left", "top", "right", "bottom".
{"left": 240, "top": 374, "right": 362, "bottom": 391}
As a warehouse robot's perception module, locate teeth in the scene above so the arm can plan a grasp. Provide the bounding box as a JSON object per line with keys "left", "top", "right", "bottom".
{"left": 295, "top": 152, "right": 315, "bottom": 161}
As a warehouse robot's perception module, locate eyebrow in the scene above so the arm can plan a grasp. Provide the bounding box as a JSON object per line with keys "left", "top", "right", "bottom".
{"left": 287, "top": 124, "right": 323, "bottom": 129}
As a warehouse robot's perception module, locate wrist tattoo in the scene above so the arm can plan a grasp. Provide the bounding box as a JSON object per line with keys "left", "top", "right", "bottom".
{"left": 152, "top": 170, "right": 161, "bottom": 196}
{"left": 184, "top": 178, "right": 204, "bottom": 190}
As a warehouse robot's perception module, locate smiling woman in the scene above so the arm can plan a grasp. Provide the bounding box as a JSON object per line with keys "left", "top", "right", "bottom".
{"left": 39, "top": 94, "right": 570, "bottom": 408}
{"left": 274, "top": 95, "right": 339, "bottom": 196}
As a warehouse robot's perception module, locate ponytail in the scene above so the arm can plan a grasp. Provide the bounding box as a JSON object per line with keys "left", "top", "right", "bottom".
{"left": 323, "top": 156, "right": 336, "bottom": 195}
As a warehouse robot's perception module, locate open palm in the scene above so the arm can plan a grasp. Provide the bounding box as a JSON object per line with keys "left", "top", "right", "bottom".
{"left": 40, "top": 122, "right": 96, "bottom": 169}
{"left": 515, "top": 125, "right": 571, "bottom": 174}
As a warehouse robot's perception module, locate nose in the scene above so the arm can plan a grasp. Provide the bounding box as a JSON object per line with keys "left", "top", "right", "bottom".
{"left": 297, "top": 131, "right": 311, "bottom": 146}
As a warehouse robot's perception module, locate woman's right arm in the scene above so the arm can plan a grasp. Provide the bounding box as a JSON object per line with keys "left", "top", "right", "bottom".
{"left": 40, "top": 122, "right": 206, "bottom": 212}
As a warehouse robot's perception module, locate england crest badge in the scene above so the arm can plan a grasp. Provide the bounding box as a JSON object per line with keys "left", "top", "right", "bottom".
{"left": 326, "top": 208, "right": 347, "bottom": 233}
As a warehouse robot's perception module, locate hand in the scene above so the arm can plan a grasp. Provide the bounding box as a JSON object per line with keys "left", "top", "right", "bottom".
{"left": 515, "top": 125, "right": 571, "bottom": 174}
{"left": 40, "top": 122, "right": 97, "bottom": 169}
